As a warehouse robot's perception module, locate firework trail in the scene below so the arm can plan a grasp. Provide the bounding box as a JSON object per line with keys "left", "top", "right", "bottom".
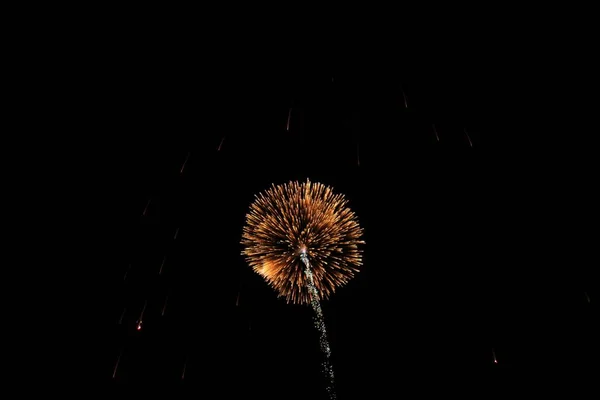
{"left": 118, "top": 308, "right": 126, "bottom": 324}
{"left": 433, "top": 124, "right": 440, "bottom": 142}
{"left": 242, "top": 180, "right": 364, "bottom": 399}
{"left": 173, "top": 227, "right": 180, "bottom": 240}
{"left": 217, "top": 137, "right": 225, "bottom": 151}
{"left": 492, "top": 348, "right": 498, "bottom": 364}
{"left": 401, "top": 87, "right": 408, "bottom": 108}
{"left": 180, "top": 152, "right": 190, "bottom": 174}
{"left": 161, "top": 295, "right": 168, "bottom": 316}
{"left": 136, "top": 300, "right": 147, "bottom": 331}
{"left": 464, "top": 128, "right": 473, "bottom": 147}
{"left": 159, "top": 255, "right": 167, "bottom": 275}
{"left": 584, "top": 291, "right": 590, "bottom": 303}
{"left": 301, "top": 250, "right": 336, "bottom": 399}
{"left": 123, "top": 264, "right": 131, "bottom": 281}
{"left": 142, "top": 199, "right": 151, "bottom": 216}
{"left": 286, "top": 108, "right": 292, "bottom": 132}
{"left": 112, "top": 348, "right": 123, "bottom": 378}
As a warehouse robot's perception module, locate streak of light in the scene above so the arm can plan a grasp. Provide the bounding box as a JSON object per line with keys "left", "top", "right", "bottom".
{"left": 113, "top": 349, "right": 123, "bottom": 378}
{"left": 492, "top": 348, "right": 498, "bottom": 364}
{"left": 433, "top": 124, "right": 439, "bottom": 142}
{"left": 356, "top": 142, "right": 360, "bottom": 167}
{"left": 181, "top": 358, "right": 187, "bottom": 380}
{"left": 137, "top": 300, "right": 147, "bottom": 330}
{"left": 123, "top": 264, "right": 131, "bottom": 281}
{"left": 142, "top": 199, "right": 151, "bottom": 216}
{"left": 118, "top": 308, "right": 126, "bottom": 324}
{"left": 286, "top": 108, "right": 292, "bottom": 132}
{"left": 174, "top": 227, "right": 179, "bottom": 240}
{"left": 159, "top": 255, "right": 167, "bottom": 275}
{"left": 584, "top": 291, "right": 590, "bottom": 303}
{"left": 217, "top": 137, "right": 225, "bottom": 151}
{"left": 236, "top": 291, "right": 240, "bottom": 307}
{"left": 401, "top": 87, "right": 408, "bottom": 108}
{"left": 180, "top": 152, "right": 190, "bottom": 174}
{"left": 161, "top": 295, "right": 168, "bottom": 316}
{"left": 464, "top": 128, "right": 473, "bottom": 147}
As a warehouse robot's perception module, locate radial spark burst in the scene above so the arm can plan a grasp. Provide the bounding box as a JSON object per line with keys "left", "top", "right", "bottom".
{"left": 241, "top": 179, "right": 364, "bottom": 304}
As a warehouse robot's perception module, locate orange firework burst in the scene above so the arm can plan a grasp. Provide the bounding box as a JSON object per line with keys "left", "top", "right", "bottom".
{"left": 241, "top": 179, "right": 365, "bottom": 304}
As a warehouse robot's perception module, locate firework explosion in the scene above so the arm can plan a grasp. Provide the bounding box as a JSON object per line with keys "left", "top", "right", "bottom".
{"left": 241, "top": 179, "right": 364, "bottom": 399}
{"left": 241, "top": 179, "right": 365, "bottom": 304}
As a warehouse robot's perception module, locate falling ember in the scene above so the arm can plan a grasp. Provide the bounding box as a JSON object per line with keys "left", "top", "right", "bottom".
{"left": 464, "top": 128, "right": 473, "bottom": 147}
{"left": 236, "top": 291, "right": 240, "bottom": 307}
{"left": 433, "top": 124, "right": 440, "bottom": 142}
{"left": 118, "top": 308, "right": 126, "bottom": 324}
{"left": 112, "top": 349, "right": 123, "bottom": 379}
{"left": 492, "top": 348, "right": 498, "bottom": 364}
{"left": 137, "top": 300, "right": 147, "bottom": 330}
{"left": 181, "top": 359, "right": 187, "bottom": 380}
{"left": 180, "top": 152, "right": 190, "bottom": 174}
{"left": 123, "top": 264, "right": 131, "bottom": 281}
{"left": 142, "top": 199, "right": 151, "bottom": 216}
{"left": 159, "top": 255, "right": 167, "bottom": 275}
{"left": 174, "top": 227, "right": 180, "bottom": 240}
{"left": 217, "top": 137, "right": 225, "bottom": 151}
{"left": 286, "top": 108, "right": 292, "bottom": 132}
{"left": 161, "top": 295, "right": 168, "bottom": 316}
{"left": 401, "top": 87, "right": 408, "bottom": 108}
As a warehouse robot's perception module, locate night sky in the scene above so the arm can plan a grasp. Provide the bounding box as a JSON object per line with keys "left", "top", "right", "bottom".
{"left": 100, "top": 40, "right": 596, "bottom": 397}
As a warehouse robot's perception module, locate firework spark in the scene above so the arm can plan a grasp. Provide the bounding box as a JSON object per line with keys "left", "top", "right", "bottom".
{"left": 286, "top": 108, "right": 292, "bottom": 132}
{"left": 217, "top": 137, "right": 225, "bottom": 151}
{"left": 159, "top": 255, "right": 167, "bottom": 275}
{"left": 241, "top": 179, "right": 365, "bottom": 304}
{"left": 180, "top": 152, "right": 190, "bottom": 174}
{"left": 142, "top": 199, "right": 151, "bottom": 216}
{"left": 433, "top": 124, "right": 440, "bottom": 142}
{"left": 112, "top": 348, "right": 123, "bottom": 378}
{"left": 401, "top": 86, "right": 408, "bottom": 108}
{"left": 174, "top": 227, "right": 180, "bottom": 240}
{"left": 464, "top": 128, "right": 473, "bottom": 147}
{"left": 161, "top": 295, "right": 168, "bottom": 316}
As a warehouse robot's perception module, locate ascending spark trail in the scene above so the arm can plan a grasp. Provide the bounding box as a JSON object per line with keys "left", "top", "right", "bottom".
{"left": 180, "top": 152, "right": 190, "bottom": 174}
{"left": 433, "top": 124, "right": 440, "bottom": 142}
{"left": 286, "top": 108, "right": 292, "bottom": 132}
{"left": 300, "top": 250, "right": 336, "bottom": 400}
{"left": 173, "top": 227, "right": 179, "bottom": 240}
{"left": 492, "top": 348, "right": 498, "bottom": 364}
{"left": 137, "top": 300, "right": 147, "bottom": 331}
{"left": 142, "top": 199, "right": 151, "bottom": 216}
{"left": 161, "top": 295, "right": 168, "bottom": 316}
{"left": 113, "top": 349, "right": 123, "bottom": 378}
{"left": 464, "top": 128, "right": 473, "bottom": 147}
{"left": 159, "top": 256, "right": 167, "bottom": 275}
{"left": 123, "top": 264, "right": 131, "bottom": 281}
{"left": 118, "top": 308, "right": 126, "bottom": 324}
{"left": 584, "top": 291, "right": 590, "bottom": 303}
{"left": 217, "top": 137, "right": 225, "bottom": 151}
